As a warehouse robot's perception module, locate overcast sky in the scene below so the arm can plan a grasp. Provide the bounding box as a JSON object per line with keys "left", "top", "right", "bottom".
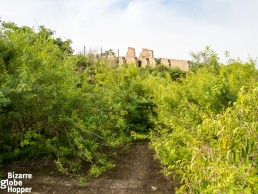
{"left": 0, "top": 0, "right": 258, "bottom": 63}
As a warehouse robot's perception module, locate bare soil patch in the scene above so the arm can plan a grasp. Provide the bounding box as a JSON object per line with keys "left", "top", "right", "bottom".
{"left": 1, "top": 141, "right": 175, "bottom": 194}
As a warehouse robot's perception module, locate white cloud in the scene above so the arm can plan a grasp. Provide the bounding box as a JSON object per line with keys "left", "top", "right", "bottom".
{"left": 0, "top": 0, "right": 258, "bottom": 63}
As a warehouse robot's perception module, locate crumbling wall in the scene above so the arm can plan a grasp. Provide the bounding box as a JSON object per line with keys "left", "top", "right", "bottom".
{"left": 139, "top": 48, "right": 157, "bottom": 67}
{"left": 140, "top": 58, "right": 149, "bottom": 67}
{"left": 160, "top": 58, "right": 189, "bottom": 71}
{"left": 118, "top": 47, "right": 189, "bottom": 71}
{"left": 126, "top": 47, "right": 137, "bottom": 64}
{"left": 102, "top": 54, "right": 118, "bottom": 67}
{"left": 170, "top": 59, "right": 189, "bottom": 71}
{"left": 139, "top": 48, "right": 154, "bottom": 59}
{"left": 118, "top": 56, "right": 126, "bottom": 66}
{"left": 149, "top": 58, "right": 157, "bottom": 67}
{"left": 160, "top": 58, "right": 171, "bottom": 67}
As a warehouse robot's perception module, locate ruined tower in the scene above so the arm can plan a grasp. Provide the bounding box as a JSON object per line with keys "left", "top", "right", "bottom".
{"left": 139, "top": 48, "right": 157, "bottom": 67}
{"left": 125, "top": 47, "right": 137, "bottom": 64}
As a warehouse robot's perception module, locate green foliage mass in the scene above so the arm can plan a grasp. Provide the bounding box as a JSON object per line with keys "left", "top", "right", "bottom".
{"left": 0, "top": 21, "right": 155, "bottom": 177}
{"left": 149, "top": 57, "right": 258, "bottom": 192}
{"left": 0, "top": 21, "right": 257, "bottom": 193}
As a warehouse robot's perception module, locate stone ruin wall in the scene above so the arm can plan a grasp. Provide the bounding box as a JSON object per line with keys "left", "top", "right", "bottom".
{"left": 125, "top": 47, "right": 137, "bottom": 64}
{"left": 139, "top": 48, "right": 157, "bottom": 67}
{"left": 117, "top": 47, "right": 190, "bottom": 71}
{"left": 160, "top": 58, "right": 189, "bottom": 71}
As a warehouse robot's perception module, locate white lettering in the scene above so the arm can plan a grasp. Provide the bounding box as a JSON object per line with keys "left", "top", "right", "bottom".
{"left": 14, "top": 179, "right": 22, "bottom": 186}
{"left": 1, "top": 172, "right": 33, "bottom": 193}
{"left": 6, "top": 186, "right": 32, "bottom": 194}
{"left": 0, "top": 179, "right": 7, "bottom": 189}
{"left": 9, "top": 180, "right": 13, "bottom": 186}
{"left": 6, "top": 172, "right": 33, "bottom": 179}
{"left": 8, "top": 172, "right": 13, "bottom": 179}
{"left": 8, "top": 186, "right": 13, "bottom": 192}
{"left": 25, "top": 187, "right": 32, "bottom": 192}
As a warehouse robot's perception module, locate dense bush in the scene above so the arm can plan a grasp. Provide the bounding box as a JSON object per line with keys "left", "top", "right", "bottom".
{"left": 149, "top": 58, "right": 258, "bottom": 193}
{"left": 0, "top": 21, "right": 155, "bottom": 177}
{"left": 146, "top": 64, "right": 186, "bottom": 81}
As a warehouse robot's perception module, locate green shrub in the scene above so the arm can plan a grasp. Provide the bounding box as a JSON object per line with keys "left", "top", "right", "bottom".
{"left": 149, "top": 58, "right": 258, "bottom": 193}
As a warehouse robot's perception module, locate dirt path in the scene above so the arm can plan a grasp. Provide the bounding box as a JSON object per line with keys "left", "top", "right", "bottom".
{"left": 2, "top": 141, "right": 174, "bottom": 194}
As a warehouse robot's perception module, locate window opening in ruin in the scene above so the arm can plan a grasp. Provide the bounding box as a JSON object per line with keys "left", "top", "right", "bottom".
{"left": 146, "top": 58, "right": 150, "bottom": 66}
{"left": 137, "top": 60, "right": 142, "bottom": 67}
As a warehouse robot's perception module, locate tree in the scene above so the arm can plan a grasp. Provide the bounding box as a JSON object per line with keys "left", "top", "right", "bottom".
{"left": 102, "top": 49, "right": 115, "bottom": 56}
{"left": 54, "top": 37, "right": 73, "bottom": 55}
{"left": 190, "top": 46, "right": 219, "bottom": 72}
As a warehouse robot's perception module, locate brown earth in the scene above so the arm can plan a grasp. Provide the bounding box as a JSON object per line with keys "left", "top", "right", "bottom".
{"left": 1, "top": 141, "right": 175, "bottom": 194}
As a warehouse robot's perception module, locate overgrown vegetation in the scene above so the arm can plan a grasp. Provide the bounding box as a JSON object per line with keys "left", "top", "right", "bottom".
{"left": 148, "top": 54, "right": 258, "bottom": 193}
{"left": 0, "top": 21, "right": 154, "bottom": 177}
{"left": 0, "top": 21, "right": 257, "bottom": 193}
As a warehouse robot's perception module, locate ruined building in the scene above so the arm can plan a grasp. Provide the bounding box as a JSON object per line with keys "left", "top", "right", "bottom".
{"left": 118, "top": 47, "right": 190, "bottom": 71}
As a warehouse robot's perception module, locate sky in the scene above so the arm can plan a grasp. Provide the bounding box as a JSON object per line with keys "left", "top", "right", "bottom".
{"left": 0, "top": 0, "right": 258, "bottom": 63}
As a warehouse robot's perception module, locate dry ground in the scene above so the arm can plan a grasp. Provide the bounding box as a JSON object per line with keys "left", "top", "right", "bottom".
{"left": 1, "top": 141, "right": 175, "bottom": 194}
